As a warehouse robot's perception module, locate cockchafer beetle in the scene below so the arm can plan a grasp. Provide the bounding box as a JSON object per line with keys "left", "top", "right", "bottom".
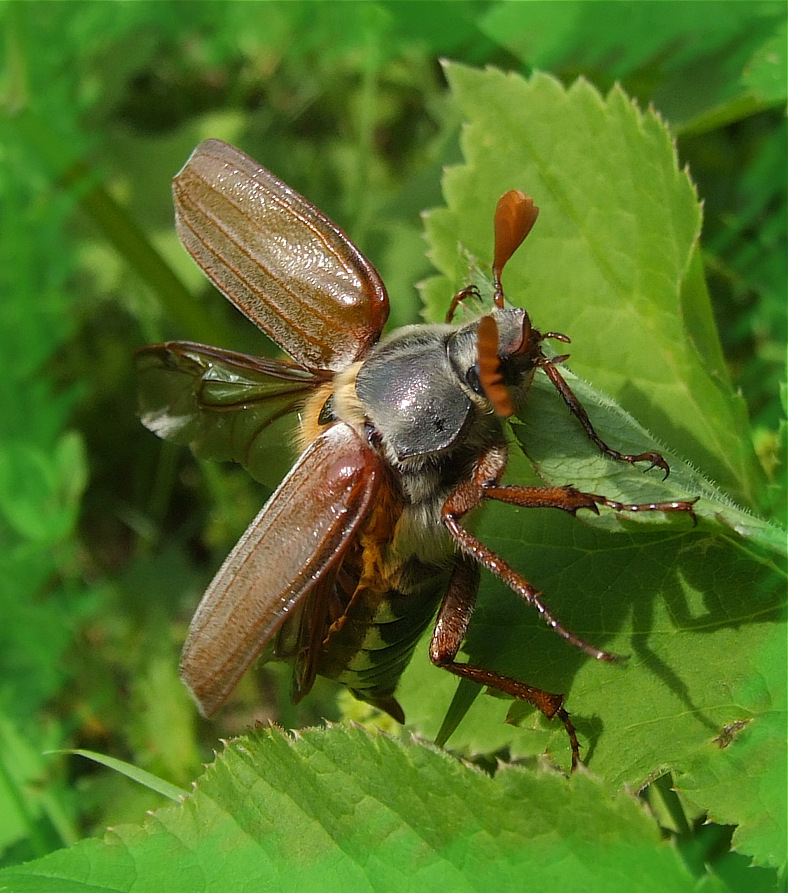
{"left": 137, "top": 139, "right": 698, "bottom": 769}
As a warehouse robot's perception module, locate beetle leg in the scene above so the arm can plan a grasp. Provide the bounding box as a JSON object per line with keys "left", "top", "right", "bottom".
{"left": 444, "top": 285, "right": 482, "bottom": 324}
{"left": 441, "top": 450, "right": 619, "bottom": 664}
{"left": 430, "top": 555, "right": 581, "bottom": 769}
{"left": 483, "top": 484, "right": 699, "bottom": 521}
{"left": 537, "top": 356, "right": 674, "bottom": 479}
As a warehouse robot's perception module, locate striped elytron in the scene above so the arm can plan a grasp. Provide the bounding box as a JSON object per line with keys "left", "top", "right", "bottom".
{"left": 137, "top": 140, "right": 697, "bottom": 769}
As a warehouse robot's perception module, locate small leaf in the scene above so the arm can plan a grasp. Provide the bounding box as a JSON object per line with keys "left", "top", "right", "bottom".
{"left": 0, "top": 433, "right": 87, "bottom": 543}
{"left": 675, "top": 631, "right": 788, "bottom": 872}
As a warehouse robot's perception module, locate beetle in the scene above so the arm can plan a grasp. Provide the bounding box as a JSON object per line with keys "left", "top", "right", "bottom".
{"left": 137, "top": 139, "right": 697, "bottom": 769}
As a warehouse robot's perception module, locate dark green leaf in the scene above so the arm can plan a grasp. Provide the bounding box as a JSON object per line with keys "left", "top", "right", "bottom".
{"left": 404, "top": 66, "right": 786, "bottom": 870}
{"left": 0, "top": 727, "right": 723, "bottom": 893}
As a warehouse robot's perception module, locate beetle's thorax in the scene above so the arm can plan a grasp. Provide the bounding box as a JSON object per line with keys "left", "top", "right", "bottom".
{"left": 298, "top": 307, "right": 541, "bottom": 566}
{"left": 352, "top": 307, "right": 538, "bottom": 465}
{"left": 352, "top": 310, "right": 533, "bottom": 486}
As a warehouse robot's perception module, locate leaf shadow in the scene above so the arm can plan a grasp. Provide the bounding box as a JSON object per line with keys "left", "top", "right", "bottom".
{"left": 462, "top": 503, "right": 784, "bottom": 763}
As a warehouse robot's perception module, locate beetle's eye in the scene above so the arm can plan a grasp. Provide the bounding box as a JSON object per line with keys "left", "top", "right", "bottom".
{"left": 465, "top": 365, "right": 484, "bottom": 396}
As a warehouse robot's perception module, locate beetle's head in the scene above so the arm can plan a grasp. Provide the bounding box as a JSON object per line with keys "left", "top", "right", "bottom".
{"left": 448, "top": 307, "right": 548, "bottom": 419}
{"left": 447, "top": 189, "right": 572, "bottom": 419}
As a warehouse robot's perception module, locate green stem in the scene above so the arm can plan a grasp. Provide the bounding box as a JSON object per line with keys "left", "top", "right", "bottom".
{"left": 0, "top": 741, "right": 50, "bottom": 857}
{"left": 10, "top": 108, "right": 229, "bottom": 346}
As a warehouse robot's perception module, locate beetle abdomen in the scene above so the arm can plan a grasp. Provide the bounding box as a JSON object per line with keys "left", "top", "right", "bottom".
{"left": 317, "top": 556, "right": 448, "bottom": 720}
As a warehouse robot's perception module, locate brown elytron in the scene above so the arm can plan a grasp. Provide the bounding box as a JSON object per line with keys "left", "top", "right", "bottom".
{"left": 137, "top": 141, "right": 697, "bottom": 769}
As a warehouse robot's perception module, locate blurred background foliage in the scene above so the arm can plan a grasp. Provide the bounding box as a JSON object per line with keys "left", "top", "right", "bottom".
{"left": 0, "top": 0, "right": 784, "bottom": 884}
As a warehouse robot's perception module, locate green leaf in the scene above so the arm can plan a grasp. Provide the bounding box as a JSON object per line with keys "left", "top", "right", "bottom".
{"left": 0, "top": 713, "right": 77, "bottom": 861}
{"left": 0, "top": 726, "right": 723, "bottom": 893}
{"left": 423, "top": 66, "right": 765, "bottom": 510}
{"left": 407, "top": 66, "right": 786, "bottom": 870}
{"left": 676, "top": 639, "right": 787, "bottom": 870}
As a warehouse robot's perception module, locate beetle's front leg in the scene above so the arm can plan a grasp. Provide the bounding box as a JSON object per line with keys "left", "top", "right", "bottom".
{"left": 430, "top": 554, "right": 581, "bottom": 770}
{"left": 444, "top": 286, "right": 482, "bottom": 324}
{"left": 537, "top": 358, "right": 675, "bottom": 478}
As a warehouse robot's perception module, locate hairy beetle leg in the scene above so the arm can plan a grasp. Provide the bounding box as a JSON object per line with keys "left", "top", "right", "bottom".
{"left": 441, "top": 661, "right": 581, "bottom": 772}
{"left": 484, "top": 484, "right": 700, "bottom": 523}
{"left": 587, "top": 493, "right": 700, "bottom": 522}
{"left": 430, "top": 555, "right": 581, "bottom": 770}
{"left": 445, "top": 285, "right": 482, "bottom": 324}
{"left": 442, "top": 450, "right": 621, "bottom": 665}
{"left": 537, "top": 358, "right": 680, "bottom": 480}
{"left": 443, "top": 513, "right": 621, "bottom": 663}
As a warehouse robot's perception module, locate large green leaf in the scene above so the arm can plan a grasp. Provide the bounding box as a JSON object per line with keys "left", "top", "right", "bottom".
{"left": 406, "top": 66, "right": 785, "bottom": 870}
{"left": 421, "top": 67, "right": 763, "bottom": 509}
{"left": 0, "top": 726, "right": 725, "bottom": 893}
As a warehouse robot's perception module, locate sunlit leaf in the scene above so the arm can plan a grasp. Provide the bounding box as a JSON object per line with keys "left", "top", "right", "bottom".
{"left": 407, "top": 66, "right": 786, "bottom": 870}
{"left": 0, "top": 727, "right": 721, "bottom": 893}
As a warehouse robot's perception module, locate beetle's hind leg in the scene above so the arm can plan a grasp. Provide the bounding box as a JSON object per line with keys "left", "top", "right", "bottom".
{"left": 430, "top": 555, "right": 581, "bottom": 770}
